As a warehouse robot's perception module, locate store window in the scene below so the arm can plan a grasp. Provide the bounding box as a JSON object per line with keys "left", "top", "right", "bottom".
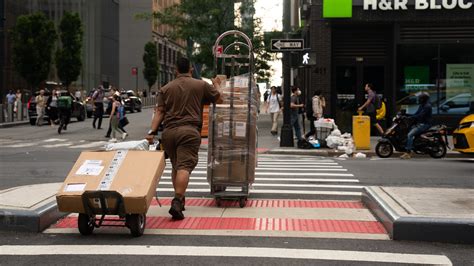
{"left": 396, "top": 44, "right": 474, "bottom": 116}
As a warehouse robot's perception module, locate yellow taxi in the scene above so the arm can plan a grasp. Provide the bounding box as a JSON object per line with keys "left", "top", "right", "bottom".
{"left": 453, "top": 114, "right": 474, "bottom": 154}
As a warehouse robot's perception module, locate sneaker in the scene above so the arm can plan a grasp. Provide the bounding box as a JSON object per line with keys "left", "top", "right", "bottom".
{"left": 182, "top": 196, "right": 186, "bottom": 211}
{"left": 109, "top": 138, "right": 117, "bottom": 143}
{"left": 104, "top": 135, "right": 111, "bottom": 138}
{"left": 122, "top": 132, "right": 128, "bottom": 140}
{"left": 400, "top": 152, "right": 412, "bottom": 159}
{"left": 169, "top": 198, "right": 185, "bottom": 220}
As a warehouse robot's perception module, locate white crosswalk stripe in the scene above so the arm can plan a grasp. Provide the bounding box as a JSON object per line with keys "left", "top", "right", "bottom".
{"left": 158, "top": 153, "right": 361, "bottom": 200}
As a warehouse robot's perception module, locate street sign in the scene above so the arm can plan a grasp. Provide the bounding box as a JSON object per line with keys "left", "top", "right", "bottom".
{"left": 270, "top": 39, "right": 304, "bottom": 52}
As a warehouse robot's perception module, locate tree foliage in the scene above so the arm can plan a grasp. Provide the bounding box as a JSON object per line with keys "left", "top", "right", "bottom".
{"left": 56, "top": 12, "right": 83, "bottom": 89}
{"left": 143, "top": 42, "right": 159, "bottom": 90}
{"left": 11, "top": 12, "right": 57, "bottom": 89}
{"left": 147, "top": 0, "right": 275, "bottom": 81}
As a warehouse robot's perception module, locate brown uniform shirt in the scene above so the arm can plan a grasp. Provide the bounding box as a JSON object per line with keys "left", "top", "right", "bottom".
{"left": 157, "top": 74, "right": 220, "bottom": 130}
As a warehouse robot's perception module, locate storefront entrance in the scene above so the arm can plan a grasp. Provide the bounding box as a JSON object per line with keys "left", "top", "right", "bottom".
{"left": 334, "top": 62, "right": 386, "bottom": 133}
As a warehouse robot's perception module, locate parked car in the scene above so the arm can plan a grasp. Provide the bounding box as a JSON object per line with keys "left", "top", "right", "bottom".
{"left": 120, "top": 90, "right": 142, "bottom": 113}
{"left": 453, "top": 114, "right": 474, "bottom": 154}
{"left": 28, "top": 90, "right": 86, "bottom": 125}
{"left": 437, "top": 93, "right": 471, "bottom": 115}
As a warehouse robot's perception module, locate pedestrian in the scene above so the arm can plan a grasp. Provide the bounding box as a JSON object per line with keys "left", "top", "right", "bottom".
{"left": 109, "top": 94, "right": 127, "bottom": 142}
{"left": 35, "top": 89, "right": 46, "bottom": 126}
{"left": 305, "top": 90, "right": 326, "bottom": 139}
{"left": 400, "top": 93, "right": 433, "bottom": 159}
{"left": 92, "top": 85, "right": 105, "bottom": 129}
{"left": 6, "top": 90, "right": 16, "bottom": 121}
{"left": 146, "top": 57, "right": 222, "bottom": 220}
{"left": 290, "top": 86, "right": 304, "bottom": 141}
{"left": 46, "top": 89, "right": 59, "bottom": 126}
{"left": 266, "top": 86, "right": 283, "bottom": 136}
{"left": 74, "top": 88, "right": 82, "bottom": 101}
{"left": 357, "top": 83, "right": 384, "bottom": 135}
{"left": 105, "top": 87, "right": 124, "bottom": 138}
{"left": 295, "top": 87, "right": 305, "bottom": 138}
{"left": 14, "top": 90, "right": 22, "bottom": 119}
{"left": 57, "top": 90, "right": 73, "bottom": 134}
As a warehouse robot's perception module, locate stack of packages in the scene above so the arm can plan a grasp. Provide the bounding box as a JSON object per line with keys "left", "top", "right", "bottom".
{"left": 207, "top": 73, "right": 258, "bottom": 184}
{"left": 201, "top": 105, "right": 210, "bottom": 137}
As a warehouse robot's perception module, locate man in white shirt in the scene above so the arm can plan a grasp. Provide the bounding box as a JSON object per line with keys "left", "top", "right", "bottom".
{"left": 266, "top": 86, "right": 282, "bottom": 136}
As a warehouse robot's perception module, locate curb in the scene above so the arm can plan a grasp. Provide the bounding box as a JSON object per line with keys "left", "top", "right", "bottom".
{"left": 0, "top": 199, "right": 67, "bottom": 232}
{"left": 0, "top": 121, "right": 30, "bottom": 128}
{"left": 362, "top": 187, "right": 474, "bottom": 244}
{"left": 265, "top": 149, "right": 471, "bottom": 159}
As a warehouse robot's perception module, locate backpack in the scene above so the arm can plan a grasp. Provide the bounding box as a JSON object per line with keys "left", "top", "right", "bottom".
{"left": 376, "top": 101, "right": 386, "bottom": 120}
{"left": 57, "top": 96, "right": 72, "bottom": 109}
{"left": 297, "top": 139, "right": 314, "bottom": 149}
{"left": 117, "top": 105, "right": 125, "bottom": 120}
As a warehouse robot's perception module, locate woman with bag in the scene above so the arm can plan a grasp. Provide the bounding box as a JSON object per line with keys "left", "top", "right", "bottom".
{"left": 109, "top": 95, "right": 128, "bottom": 142}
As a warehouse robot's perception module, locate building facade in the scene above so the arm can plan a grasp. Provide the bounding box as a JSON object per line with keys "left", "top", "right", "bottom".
{"left": 152, "top": 0, "right": 186, "bottom": 88}
{"left": 300, "top": 0, "right": 474, "bottom": 132}
{"left": 0, "top": 0, "right": 119, "bottom": 98}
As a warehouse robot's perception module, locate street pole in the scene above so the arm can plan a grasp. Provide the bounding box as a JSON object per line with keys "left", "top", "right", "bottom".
{"left": 280, "top": 0, "right": 294, "bottom": 147}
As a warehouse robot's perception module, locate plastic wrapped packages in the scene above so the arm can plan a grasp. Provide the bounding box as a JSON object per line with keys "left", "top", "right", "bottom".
{"left": 104, "top": 139, "right": 150, "bottom": 151}
{"left": 207, "top": 73, "right": 258, "bottom": 185}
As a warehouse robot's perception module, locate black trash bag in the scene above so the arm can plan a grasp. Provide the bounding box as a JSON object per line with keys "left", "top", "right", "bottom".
{"left": 297, "top": 139, "right": 314, "bottom": 149}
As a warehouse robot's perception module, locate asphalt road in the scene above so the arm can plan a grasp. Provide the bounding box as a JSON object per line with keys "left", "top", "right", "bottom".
{"left": 1, "top": 108, "right": 473, "bottom": 265}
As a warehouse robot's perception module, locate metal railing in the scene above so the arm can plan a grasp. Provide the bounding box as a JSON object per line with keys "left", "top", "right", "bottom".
{"left": 0, "top": 103, "right": 28, "bottom": 123}
{"left": 140, "top": 96, "right": 157, "bottom": 108}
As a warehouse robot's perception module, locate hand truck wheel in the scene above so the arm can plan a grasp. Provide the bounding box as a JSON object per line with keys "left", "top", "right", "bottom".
{"left": 215, "top": 197, "right": 222, "bottom": 207}
{"left": 78, "top": 213, "right": 95, "bottom": 235}
{"left": 126, "top": 214, "right": 146, "bottom": 237}
{"left": 239, "top": 197, "right": 246, "bottom": 208}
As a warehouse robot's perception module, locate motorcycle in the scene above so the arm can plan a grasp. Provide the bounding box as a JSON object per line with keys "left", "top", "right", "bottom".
{"left": 375, "top": 111, "right": 449, "bottom": 158}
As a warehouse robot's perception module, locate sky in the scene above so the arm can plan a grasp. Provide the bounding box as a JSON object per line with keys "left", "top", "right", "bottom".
{"left": 255, "top": 0, "right": 283, "bottom": 87}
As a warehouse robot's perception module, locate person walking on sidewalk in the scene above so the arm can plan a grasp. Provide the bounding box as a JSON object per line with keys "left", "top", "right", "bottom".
{"left": 305, "top": 90, "right": 325, "bottom": 139}
{"left": 35, "top": 89, "right": 46, "bottom": 126}
{"left": 357, "top": 83, "right": 384, "bottom": 135}
{"left": 92, "top": 85, "right": 105, "bottom": 129}
{"left": 290, "top": 86, "right": 304, "bottom": 141}
{"left": 109, "top": 94, "right": 128, "bottom": 142}
{"left": 266, "top": 86, "right": 282, "bottom": 136}
{"left": 6, "top": 90, "right": 16, "bottom": 121}
{"left": 146, "top": 57, "right": 222, "bottom": 220}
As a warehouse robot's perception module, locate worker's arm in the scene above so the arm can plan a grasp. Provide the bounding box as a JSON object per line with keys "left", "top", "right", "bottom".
{"left": 145, "top": 105, "right": 165, "bottom": 143}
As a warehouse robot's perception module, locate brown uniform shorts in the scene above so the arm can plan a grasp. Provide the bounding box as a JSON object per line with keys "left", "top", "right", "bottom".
{"left": 162, "top": 125, "right": 201, "bottom": 173}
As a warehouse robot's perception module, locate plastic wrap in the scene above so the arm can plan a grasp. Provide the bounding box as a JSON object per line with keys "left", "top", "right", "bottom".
{"left": 104, "top": 139, "right": 150, "bottom": 151}
{"left": 207, "top": 73, "right": 258, "bottom": 185}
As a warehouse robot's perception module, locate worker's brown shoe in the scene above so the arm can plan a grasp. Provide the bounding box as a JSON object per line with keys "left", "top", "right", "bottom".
{"left": 169, "top": 197, "right": 185, "bottom": 220}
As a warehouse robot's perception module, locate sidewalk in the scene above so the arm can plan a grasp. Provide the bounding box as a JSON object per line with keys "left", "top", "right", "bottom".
{"left": 363, "top": 186, "right": 474, "bottom": 244}
{"left": 254, "top": 113, "right": 469, "bottom": 158}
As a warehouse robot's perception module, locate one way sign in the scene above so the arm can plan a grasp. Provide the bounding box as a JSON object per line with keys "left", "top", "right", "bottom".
{"left": 270, "top": 39, "right": 304, "bottom": 52}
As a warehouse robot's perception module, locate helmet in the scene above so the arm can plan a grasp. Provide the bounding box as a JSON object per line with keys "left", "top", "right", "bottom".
{"left": 418, "top": 92, "right": 430, "bottom": 104}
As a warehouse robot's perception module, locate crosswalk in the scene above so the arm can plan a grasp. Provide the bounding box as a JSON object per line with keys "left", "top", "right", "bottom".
{"left": 0, "top": 138, "right": 109, "bottom": 149}
{"left": 158, "top": 152, "right": 362, "bottom": 200}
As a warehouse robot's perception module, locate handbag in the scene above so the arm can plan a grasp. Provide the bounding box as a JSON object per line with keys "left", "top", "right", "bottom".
{"left": 119, "top": 116, "right": 129, "bottom": 127}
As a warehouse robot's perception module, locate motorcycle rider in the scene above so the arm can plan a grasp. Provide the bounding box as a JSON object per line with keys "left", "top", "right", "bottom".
{"left": 400, "top": 93, "right": 433, "bottom": 159}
